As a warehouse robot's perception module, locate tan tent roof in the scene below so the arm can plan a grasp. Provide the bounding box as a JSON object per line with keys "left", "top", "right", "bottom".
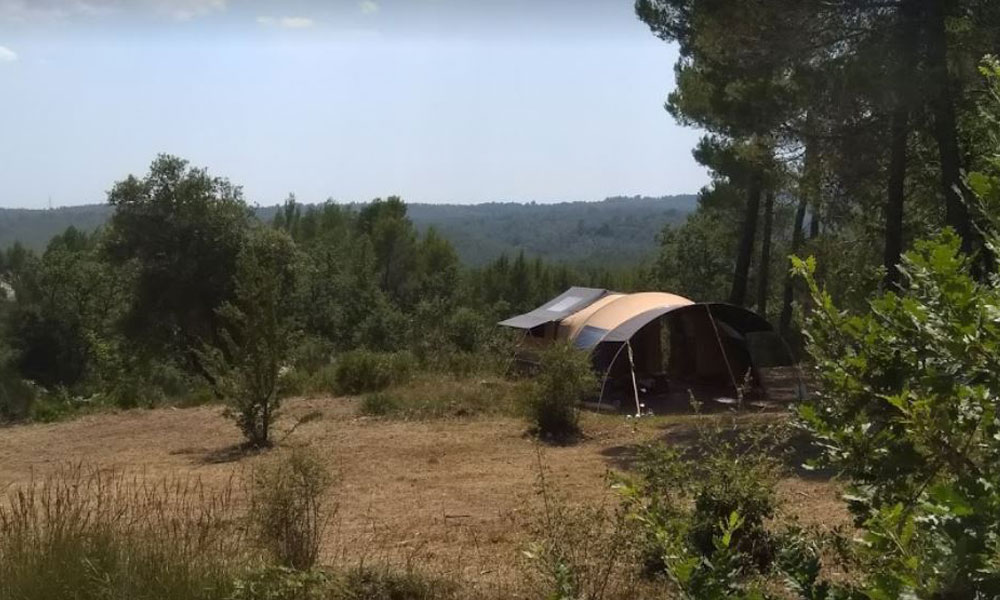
{"left": 564, "top": 292, "right": 693, "bottom": 344}
{"left": 557, "top": 293, "right": 626, "bottom": 340}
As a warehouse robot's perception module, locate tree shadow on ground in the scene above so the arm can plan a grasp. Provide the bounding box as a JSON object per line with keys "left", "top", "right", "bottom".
{"left": 171, "top": 442, "right": 269, "bottom": 465}
{"left": 600, "top": 411, "right": 836, "bottom": 482}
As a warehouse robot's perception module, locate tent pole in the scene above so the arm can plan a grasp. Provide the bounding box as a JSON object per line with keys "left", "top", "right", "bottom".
{"left": 626, "top": 341, "right": 642, "bottom": 416}
{"left": 705, "top": 304, "right": 741, "bottom": 399}
{"left": 597, "top": 342, "right": 628, "bottom": 412}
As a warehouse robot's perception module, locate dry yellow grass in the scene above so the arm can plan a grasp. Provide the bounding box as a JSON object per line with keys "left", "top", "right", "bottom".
{"left": 0, "top": 397, "right": 849, "bottom": 594}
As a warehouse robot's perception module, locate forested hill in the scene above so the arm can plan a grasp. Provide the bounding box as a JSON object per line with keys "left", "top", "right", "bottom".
{"left": 0, "top": 194, "right": 695, "bottom": 267}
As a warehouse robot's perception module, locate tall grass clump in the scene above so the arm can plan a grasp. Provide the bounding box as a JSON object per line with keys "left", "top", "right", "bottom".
{"left": 250, "top": 447, "right": 334, "bottom": 570}
{"left": 525, "top": 343, "right": 596, "bottom": 442}
{"left": 0, "top": 465, "right": 247, "bottom": 600}
{"left": 333, "top": 350, "right": 416, "bottom": 396}
{"left": 522, "top": 453, "right": 650, "bottom": 600}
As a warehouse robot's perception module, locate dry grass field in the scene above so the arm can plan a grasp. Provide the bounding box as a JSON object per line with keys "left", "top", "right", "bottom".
{"left": 0, "top": 395, "right": 849, "bottom": 595}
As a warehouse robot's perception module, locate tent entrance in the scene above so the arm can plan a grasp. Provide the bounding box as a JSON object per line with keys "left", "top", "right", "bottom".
{"left": 593, "top": 307, "right": 764, "bottom": 412}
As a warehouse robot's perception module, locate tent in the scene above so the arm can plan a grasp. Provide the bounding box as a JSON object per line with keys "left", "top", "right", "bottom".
{"left": 498, "top": 288, "right": 793, "bottom": 411}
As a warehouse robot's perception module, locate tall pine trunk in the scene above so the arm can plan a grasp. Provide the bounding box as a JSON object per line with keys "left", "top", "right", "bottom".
{"left": 925, "top": 0, "right": 973, "bottom": 254}
{"left": 884, "top": 0, "right": 920, "bottom": 288}
{"left": 730, "top": 174, "right": 762, "bottom": 306}
{"left": 780, "top": 125, "right": 817, "bottom": 335}
{"left": 780, "top": 194, "right": 808, "bottom": 335}
{"left": 884, "top": 105, "right": 908, "bottom": 288}
{"left": 757, "top": 190, "right": 775, "bottom": 317}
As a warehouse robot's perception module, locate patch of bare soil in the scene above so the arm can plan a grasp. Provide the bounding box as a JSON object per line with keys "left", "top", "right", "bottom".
{"left": 0, "top": 399, "right": 848, "bottom": 593}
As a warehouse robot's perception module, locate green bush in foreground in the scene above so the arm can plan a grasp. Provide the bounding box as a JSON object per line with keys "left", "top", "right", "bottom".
{"left": 525, "top": 343, "right": 596, "bottom": 441}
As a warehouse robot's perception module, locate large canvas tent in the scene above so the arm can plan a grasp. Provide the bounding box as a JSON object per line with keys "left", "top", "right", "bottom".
{"left": 498, "top": 288, "right": 792, "bottom": 410}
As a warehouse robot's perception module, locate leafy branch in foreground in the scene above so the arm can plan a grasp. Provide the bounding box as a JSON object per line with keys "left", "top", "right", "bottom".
{"left": 793, "top": 225, "right": 1000, "bottom": 596}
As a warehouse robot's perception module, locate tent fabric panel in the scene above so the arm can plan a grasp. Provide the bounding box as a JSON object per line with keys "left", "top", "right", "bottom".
{"left": 571, "top": 292, "right": 694, "bottom": 343}
{"left": 557, "top": 294, "right": 627, "bottom": 340}
{"left": 497, "top": 313, "right": 553, "bottom": 330}
{"left": 702, "top": 303, "right": 773, "bottom": 333}
{"left": 574, "top": 325, "right": 610, "bottom": 350}
{"left": 497, "top": 286, "right": 608, "bottom": 330}
{"left": 600, "top": 306, "right": 686, "bottom": 342}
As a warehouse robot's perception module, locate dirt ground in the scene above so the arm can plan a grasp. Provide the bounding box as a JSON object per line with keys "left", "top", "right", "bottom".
{"left": 0, "top": 397, "right": 848, "bottom": 593}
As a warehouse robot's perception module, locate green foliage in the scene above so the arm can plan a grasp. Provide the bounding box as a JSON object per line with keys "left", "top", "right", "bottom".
{"left": 525, "top": 343, "right": 596, "bottom": 441}
{"left": 199, "top": 227, "right": 303, "bottom": 447}
{"left": 619, "top": 421, "right": 784, "bottom": 585}
{"left": 105, "top": 154, "right": 251, "bottom": 364}
{"left": 333, "top": 349, "right": 416, "bottom": 396}
{"left": 0, "top": 365, "right": 36, "bottom": 422}
{"left": 250, "top": 448, "right": 334, "bottom": 571}
{"left": 793, "top": 227, "right": 1000, "bottom": 596}
{"left": 230, "top": 564, "right": 459, "bottom": 600}
{"left": 359, "top": 391, "right": 400, "bottom": 417}
{"left": 230, "top": 566, "right": 333, "bottom": 600}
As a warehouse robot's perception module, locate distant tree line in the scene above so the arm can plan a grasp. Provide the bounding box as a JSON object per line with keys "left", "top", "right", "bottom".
{"left": 0, "top": 155, "right": 642, "bottom": 429}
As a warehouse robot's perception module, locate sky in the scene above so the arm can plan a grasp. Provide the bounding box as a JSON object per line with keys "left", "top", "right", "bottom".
{"left": 0, "top": 0, "right": 707, "bottom": 208}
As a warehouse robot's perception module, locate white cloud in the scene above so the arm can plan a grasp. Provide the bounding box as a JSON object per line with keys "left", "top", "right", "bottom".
{"left": 359, "top": 0, "right": 378, "bottom": 15}
{"left": 257, "top": 15, "right": 316, "bottom": 29}
{"left": 0, "top": 45, "right": 17, "bottom": 63}
{"left": 0, "top": 0, "right": 225, "bottom": 23}
{"left": 155, "top": 0, "right": 226, "bottom": 21}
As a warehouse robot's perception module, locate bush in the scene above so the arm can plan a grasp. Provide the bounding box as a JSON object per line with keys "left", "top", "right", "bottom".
{"left": 360, "top": 391, "right": 401, "bottom": 417}
{"left": 617, "top": 420, "right": 785, "bottom": 594}
{"left": 231, "top": 565, "right": 458, "bottom": 600}
{"left": 338, "top": 566, "right": 458, "bottom": 600}
{"left": 333, "top": 350, "right": 415, "bottom": 396}
{"left": 525, "top": 343, "right": 596, "bottom": 441}
{"left": 0, "top": 367, "right": 36, "bottom": 422}
{"left": 250, "top": 447, "right": 334, "bottom": 570}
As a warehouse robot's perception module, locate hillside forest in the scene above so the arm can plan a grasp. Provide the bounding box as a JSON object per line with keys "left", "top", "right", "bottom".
{"left": 3, "top": 1, "right": 1000, "bottom": 599}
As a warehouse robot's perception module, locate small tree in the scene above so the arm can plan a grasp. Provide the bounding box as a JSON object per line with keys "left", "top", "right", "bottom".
{"left": 200, "top": 228, "right": 302, "bottom": 447}
{"left": 527, "top": 343, "right": 596, "bottom": 441}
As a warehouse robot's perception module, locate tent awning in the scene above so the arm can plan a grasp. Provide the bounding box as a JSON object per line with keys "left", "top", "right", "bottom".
{"left": 497, "top": 287, "right": 608, "bottom": 330}
{"left": 591, "top": 302, "right": 776, "bottom": 348}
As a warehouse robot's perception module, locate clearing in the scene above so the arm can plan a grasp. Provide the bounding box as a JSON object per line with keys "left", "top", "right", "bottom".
{"left": 0, "top": 396, "right": 847, "bottom": 593}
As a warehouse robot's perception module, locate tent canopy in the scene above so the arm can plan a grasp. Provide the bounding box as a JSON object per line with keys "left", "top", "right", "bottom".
{"left": 559, "top": 291, "right": 693, "bottom": 348}
{"left": 499, "top": 288, "right": 791, "bottom": 380}
{"left": 497, "top": 286, "right": 608, "bottom": 330}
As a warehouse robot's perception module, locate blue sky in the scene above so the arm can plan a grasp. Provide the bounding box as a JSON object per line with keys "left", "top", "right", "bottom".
{"left": 0, "top": 0, "right": 706, "bottom": 208}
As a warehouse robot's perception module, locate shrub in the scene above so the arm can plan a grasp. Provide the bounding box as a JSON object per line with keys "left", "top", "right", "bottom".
{"left": 250, "top": 447, "right": 334, "bottom": 570}
{"left": 525, "top": 343, "right": 596, "bottom": 441}
{"left": 0, "top": 366, "right": 36, "bottom": 422}
{"left": 360, "top": 391, "right": 401, "bottom": 417}
{"left": 333, "top": 350, "right": 415, "bottom": 396}
{"left": 616, "top": 420, "right": 785, "bottom": 594}
{"left": 230, "top": 565, "right": 459, "bottom": 600}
